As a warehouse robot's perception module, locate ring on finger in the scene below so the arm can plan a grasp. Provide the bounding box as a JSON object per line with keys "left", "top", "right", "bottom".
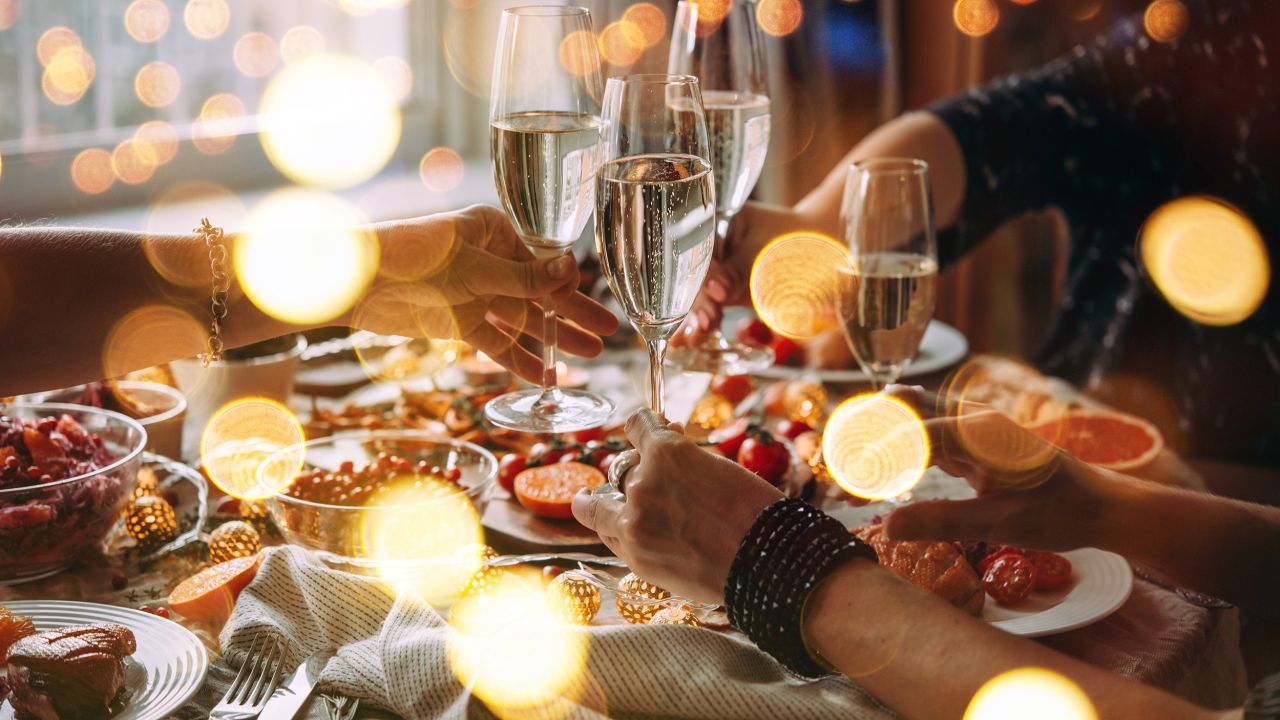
{"left": 605, "top": 448, "right": 640, "bottom": 496}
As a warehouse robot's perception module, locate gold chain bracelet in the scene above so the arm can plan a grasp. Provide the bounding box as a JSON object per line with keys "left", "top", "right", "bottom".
{"left": 195, "top": 217, "right": 230, "bottom": 366}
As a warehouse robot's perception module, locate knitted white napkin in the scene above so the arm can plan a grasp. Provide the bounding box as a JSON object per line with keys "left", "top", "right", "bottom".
{"left": 217, "top": 546, "right": 893, "bottom": 720}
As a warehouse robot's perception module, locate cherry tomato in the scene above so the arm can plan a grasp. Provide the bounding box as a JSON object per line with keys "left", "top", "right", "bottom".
{"left": 497, "top": 454, "right": 527, "bottom": 493}
{"left": 1029, "top": 551, "right": 1073, "bottom": 591}
{"left": 769, "top": 336, "right": 805, "bottom": 367}
{"left": 774, "top": 419, "right": 812, "bottom": 440}
{"left": 558, "top": 449, "right": 583, "bottom": 464}
{"left": 710, "top": 374, "right": 752, "bottom": 404}
{"left": 737, "top": 431, "right": 790, "bottom": 486}
{"left": 529, "top": 442, "right": 571, "bottom": 465}
{"left": 736, "top": 316, "right": 774, "bottom": 346}
{"left": 977, "top": 547, "right": 1024, "bottom": 575}
{"left": 708, "top": 418, "right": 751, "bottom": 459}
{"left": 982, "top": 554, "right": 1038, "bottom": 606}
{"left": 570, "top": 427, "right": 605, "bottom": 444}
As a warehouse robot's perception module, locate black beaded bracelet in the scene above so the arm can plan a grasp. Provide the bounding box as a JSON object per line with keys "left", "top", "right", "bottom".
{"left": 725, "top": 498, "right": 878, "bottom": 678}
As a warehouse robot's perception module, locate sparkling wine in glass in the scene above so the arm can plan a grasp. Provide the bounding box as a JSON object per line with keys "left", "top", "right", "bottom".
{"left": 838, "top": 159, "right": 938, "bottom": 389}
{"left": 484, "top": 5, "right": 614, "bottom": 433}
{"left": 597, "top": 75, "right": 716, "bottom": 416}
{"left": 666, "top": 0, "right": 774, "bottom": 374}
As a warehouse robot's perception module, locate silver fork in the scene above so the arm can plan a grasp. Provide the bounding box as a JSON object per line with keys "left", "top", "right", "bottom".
{"left": 210, "top": 633, "right": 288, "bottom": 720}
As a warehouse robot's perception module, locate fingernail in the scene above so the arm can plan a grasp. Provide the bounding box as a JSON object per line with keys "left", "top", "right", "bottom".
{"left": 548, "top": 255, "right": 575, "bottom": 280}
{"left": 708, "top": 279, "right": 728, "bottom": 300}
{"left": 699, "top": 309, "right": 713, "bottom": 329}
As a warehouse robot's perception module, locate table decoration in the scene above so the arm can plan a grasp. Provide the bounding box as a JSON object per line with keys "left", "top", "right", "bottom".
{"left": 124, "top": 495, "right": 178, "bottom": 547}
{"left": 206, "top": 520, "right": 261, "bottom": 564}
{"left": 546, "top": 573, "right": 602, "bottom": 625}
{"left": 615, "top": 572, "right": 672, "bottom": 625}
{"left": 650, "top": 605, "right": 701, "bottom": 627}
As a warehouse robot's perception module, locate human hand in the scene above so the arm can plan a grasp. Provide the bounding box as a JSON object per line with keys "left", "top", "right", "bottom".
{"left": 360, "top": 205, "right": 619, "bottom": 384}
{"left": 570, "top": 409, "right": 783, "bottom": 603}
{"left": 882, "top": 386, "right": 1121, "bottom": 553}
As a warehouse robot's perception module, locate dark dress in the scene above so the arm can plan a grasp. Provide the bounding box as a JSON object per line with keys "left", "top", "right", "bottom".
{"left": 929, "top": 0, "right": 1279, "bottom": 467}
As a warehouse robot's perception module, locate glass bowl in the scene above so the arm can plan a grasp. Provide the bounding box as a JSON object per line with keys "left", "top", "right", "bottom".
{"left": 263, "top": 431, "right": 497, "bottom": 576}
{"left": 20, "top": 381, "right": 187, "bottom": 459}
{"left": 0, "top": 403, "right": 147, "bottom": 583}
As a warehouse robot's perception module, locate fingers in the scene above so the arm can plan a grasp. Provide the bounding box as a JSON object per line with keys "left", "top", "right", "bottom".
{"left": 552, "top": 288, "right": 621, "bottom": 336}
{"left": 884, "top": 496, "right": 1019, "bottom": 543}
{"left": 487, "top": 298, "right": 604, "bottom": 358}
{"left": 572, "top": 489, "right": 624, "bottom": 537}
{"left": 452, "top": 245, "right": 579, "bottom": 300}
{"left": 464, "top": 322, "right": 545, "bottom": 385}
{"left": 624, "top": 408, "right": 678, "bottom": 454}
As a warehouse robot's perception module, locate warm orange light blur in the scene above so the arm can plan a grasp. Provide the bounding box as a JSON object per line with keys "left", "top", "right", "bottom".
{"left": 135, "top": 120, "right": 179, "bottom": 166}
{"left": 598, "top": 21, "right": 645, "bottom": 66}
{"left": 953, "top": 0, "right": 999, "bottom": 37}
{"left": 372, "top": 56, "right": 414, "bottom": 102}
{"left": 192, "top": 93, "right": 246, "bottom": 155}
{"left": 233, "top": 31, "right": 278, "bottom": 77}
{"left": 965, "top": 668, "right": 1097, "bottom": 720}
{"left": 71, "top": 148, "right": 115, "bottom": 195}
{"left": 695, "top": 0, "right": 734, "bottom": 25}
{"left": 125, "top": 0, "right": 171, "bottom": 43}
{"left": 1009, "top": 0, "right": 1037, "bottom": 4}
{"left": 749, "top": 232, "right": 851, "bottom": 339}
{"left": 1067, "top": 0, "right": 1103, "bottom": 21}
{"left": 822, "top": 393, "right": 930, "bottom": 501}
{"left": 111, "top": 139, "right": 158, "bottom": 185}
{"left": 1139, "top": 196, "right": 1270, "bottom": 326}
{"left": 103, "top": 305, "right": 204, "bottom": 379}
{"left": 756, "top": 0, "right": 803, "bottom": 37}
{"left": 279, "top": 25, "right": 326, "bottom": 65}
{"left": 558, "top": 30, "right": 601, "bottom": 78}
{"left": 134, "top": 61, "right": 181, "bottom": 108}
{"left": 622, "top": 3, "right": 667, "bottom": 48}
{"left": 184, "top": 0, "right": 229, "bottom": 40}
{"left": 419, "top": 147, "right": 465, "bottom": 193}
{"left": 1143, "top": 0, "right": 1189, "bottom": 42}
{"left": 201, "top": 398, "right": 305, "bottom": 500}
{"left": 42, "top": 47, "right": 95, "bottom": 105}
{"left": 143, "top": 181, "right": 247, "bottom": 286}
{"left": 0, "top": 0, "right": 18, "bottom": 31}
{"left": 36, "top": 27, "right": 82, "bottom": 66}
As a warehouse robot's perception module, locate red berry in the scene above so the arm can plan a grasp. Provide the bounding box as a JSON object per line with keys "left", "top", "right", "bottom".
{"left": 498, "top": 454, "right": 527, "bottom": 494}
{"left": 769, "top": 336, "right": 805, "bottom": 367}
{"left": 110, "top": 573, "right": 128, "bottom": 590}
{"left": 570, "top": 427, "right": 605, "bottom": 444}
{"left": 710, "top": 374, "right": 753, "bottom": 404}
{"left": 155, "top": 607, "right": 170, "bottom": 619}
{"left": 774, "top": 419, "right": 813, "bottom": 440}
{"left": 736, "top": 316, "right": 774, "bottom": 346}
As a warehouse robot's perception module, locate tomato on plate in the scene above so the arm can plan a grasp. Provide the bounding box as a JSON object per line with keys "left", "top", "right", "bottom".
{"left": 737, "top": 431, "right": 790, "bottom": 486}
{"left": 529, "top": 441, "right": 572, "bottom": 466}
{"left": 977, "top": 547, "right": 1024, "bottom": 575}
{"left": 736, "top": 316, "right": 774, "bottom": 346}
{"left": 774, "top": 419, "right": 812, "bottom": 440}
{"left": 570, "top": 427, "right": 605, "bottom": 444}
{"left": 1029, "top": 551, "right": 1073, "bottom": 591}
{"left": 982, "top": 554, "right": 1038, "bottom": 606}
{"left": 770, "top": 336, "right": 805, "bottom": 367}
{"left": 710, "top": 374, "right": 753, "bottom": 404}
{"left": 513, "top": 462, "right": 605, "bottom": 520}
{"left": 708, "top": 418, "right": 751, "bottom": 459}
{"left": 497, "top": 454, "right": 527, "bottom": 493}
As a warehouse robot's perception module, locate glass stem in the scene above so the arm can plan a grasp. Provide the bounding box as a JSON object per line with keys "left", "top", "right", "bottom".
{"left": 646, "top": 338, "right": 669, "bottom": 418}
{"left": 702, "top": 217, "right": 733, "bottom": 349}
{"left": 540, "top": 296, "right": 558, "bottom": 392}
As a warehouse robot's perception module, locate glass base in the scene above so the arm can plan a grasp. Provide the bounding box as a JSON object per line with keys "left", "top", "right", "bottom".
{"left": 668, "top": 334, "right": 775, "bottom": 375}
{"left": 483, "top": 387, "right": 614, "bottom": 434}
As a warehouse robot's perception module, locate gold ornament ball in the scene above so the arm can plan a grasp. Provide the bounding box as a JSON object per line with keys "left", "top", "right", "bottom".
{"left": 123, "top": 467, "right": 162, "bottom": 516}
{"left": 462, "top": 545, "right": 503, "bottom": 596}
{"left": 547, "top": 573, "right": 602, "bottom": 625}
{"left": 688, "top": 393, "right": 735, "bottom": 434}
{"left": 615, "top": 572, "right": 671, "bottom": 625}
{"left": 649, "top": 604, "right": 700, "bottom": 626}
{"left": 124, "top": 495, "right": 177, "bottom": 546}
{"left": 239, "top": 500, "right": 272, "bottom": 529}
{"left": 207, "top": 520, "right": 261, "bottom": 564}
{"left": 783, "top": 380, "right": 828, "bottom": 426}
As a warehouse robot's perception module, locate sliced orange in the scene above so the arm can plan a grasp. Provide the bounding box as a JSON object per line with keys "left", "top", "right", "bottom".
{"left": 1027, "top": 410, "right": 1163, "bottom": 472}
{"left": 514, "top": 462, "right": 605, "bottom": 520}
{"left": 167, "top": 554, "right": 262, "bottom": 622}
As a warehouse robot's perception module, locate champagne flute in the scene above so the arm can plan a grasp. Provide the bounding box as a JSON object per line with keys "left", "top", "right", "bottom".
{"left": 666, "top": 0, "right": 774, "bottom": 374}
{"left": 838, "top": 158, "right": 939, "bottom": 389}
{"left": 596, "top": 75, "right": 716, "bottom": 416}
{"left": 484, "top": 5, "right": 614, "bottom": 433}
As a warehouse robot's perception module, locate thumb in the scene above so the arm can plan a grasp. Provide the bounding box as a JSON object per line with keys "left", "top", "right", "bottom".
{"left": 883, "top": 496, "right": 1017, "bottom": 543}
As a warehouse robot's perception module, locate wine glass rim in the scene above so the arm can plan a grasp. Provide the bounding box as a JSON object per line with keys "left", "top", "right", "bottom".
{"left": 607, "top": 73, "right": 700, "bottom": 86}
{"left": 850, "top": 157, "right": 930, "bottom": 174}
{"left": 503, "top": 4, "right": 590, "bottom": 17}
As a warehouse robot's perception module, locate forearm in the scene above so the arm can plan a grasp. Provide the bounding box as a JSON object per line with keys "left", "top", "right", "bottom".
{"left": 0, "top": 227, "right": 306, "bottom": 395}
{"left": 805, "top": 559, "right": 1220, "bottom": 720}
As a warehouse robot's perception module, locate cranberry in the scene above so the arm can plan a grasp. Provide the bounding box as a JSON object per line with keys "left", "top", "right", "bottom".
{"left": 154, "top": 607, "right": 170, "bottom": 619}
{"left": 110, "top": 573, "right": 128, "bottom": 590}
{"left": 36, "top": 418, "right": 57, "bottom": 434}
{"left": 26, "top": 466, "right": 43, "bottom": 479}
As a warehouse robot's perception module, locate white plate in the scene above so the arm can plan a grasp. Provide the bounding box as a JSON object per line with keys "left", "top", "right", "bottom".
{"left": 0, "top": 600, "right": 208, "bottom": 720}
{"left": 983, "top": 548, "right": 1133, "bottom": 637}
{"left": 749, "top": 319, "right": 969, "bottom": 382}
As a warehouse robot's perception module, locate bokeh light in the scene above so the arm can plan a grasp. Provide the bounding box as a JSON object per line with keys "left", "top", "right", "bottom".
{"left": 447, "top": 570, "right": 590, "bottom": 715}
{"left": 622, "top": 3, "right": 667, "bottom": 48}
{"left": 233, "top": 31, "right": 278, "bottom": 77}
{"left": 749, "top": 231, "right": 851, "bottom": 338}
{"left": 103, "top": 305, "right": 204, "bottom": 379}
{"left": 756, "top": 0, "right": 803, "bottom": 37}
{"left": 144, "top": 181, "right": 247, "bottom": 286}
{"left": 598, "top": 21, "right": 645, "bottom": 67}
{"left": 42, "top": 47, "right": 95, "bottom": 105}
{"left": 201, "top": 398, "right": 305, "bottom": 500}
{"left": 350, "top": 283, "right": 462, "bottom": 348}
{"left": 965, "top": 668, "right": 1097, "bottom": 720}
{"left": 821, "top": 392, "right": 929, "bottom": 500}
{"left": 1067, "top": 0, "right": 1103, "bottom": 21}
{"left": 1139, "top": 196, "right": 1269, "bottom": 326}
{"left": 135, "top": 120, "right": 179, "bottom": 166}
{"left": 192, "top": 92, "right": 246, "bottom": 155}
{"left": 953, "top": 0, "right": 999, "bottom": 37}
{"left": 36, "top": 27, "right": 81, "bottom": 66}
{"left": 184, "top": 0, "right": 229, "bottom": 40}
{"left": 340, "top": 0, "right": 407, "bottom": 14}
{"left": 419, "top": 147, "right": 464, "bottom": 193}
{"left": 0, "top": 0, "right": 18, "bottom": 31}
{"left": 1144, "top": 0, "right": 1189, "bottom": 42}
{"left": 372, "top": 56, "right": 413, "bottom": 102}
{"left": 125, "top": 0, "right": 170, "bottom": 43}
{"left": 134, "top": 61, "right": 181, "bottom": 108}
{"left": 70, "top": 147, "right": 115, "bottom": 195}
{"left": 558, "top": 30, "right": 601, "bottom": 78}
{"left": 695, "top": 0, "right": 734, "bottom": 25}
{"left": 279, "top": 25, "right": 325, "bottom": 65}
{"left": 234, "top": 188, "right": 379, "bottom": 325}
{"left": 259, "top": 54, "right": 402, "bottom": 189}
{"left": 111, "top": 138, "right": 158, "bottom": 185}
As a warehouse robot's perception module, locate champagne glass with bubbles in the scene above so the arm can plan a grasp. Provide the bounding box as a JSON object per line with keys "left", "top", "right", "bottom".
{"left": 484, "top": 5, "right": 614, "bottom": 433}
{"left": 596, "top": 75, "right": 716, "bottom": 416}
{"left": 839, "top": 159, "right": 938, "bottom": 389}
{"left": 666, "top": 0, "right": 774, "bottom": 374}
